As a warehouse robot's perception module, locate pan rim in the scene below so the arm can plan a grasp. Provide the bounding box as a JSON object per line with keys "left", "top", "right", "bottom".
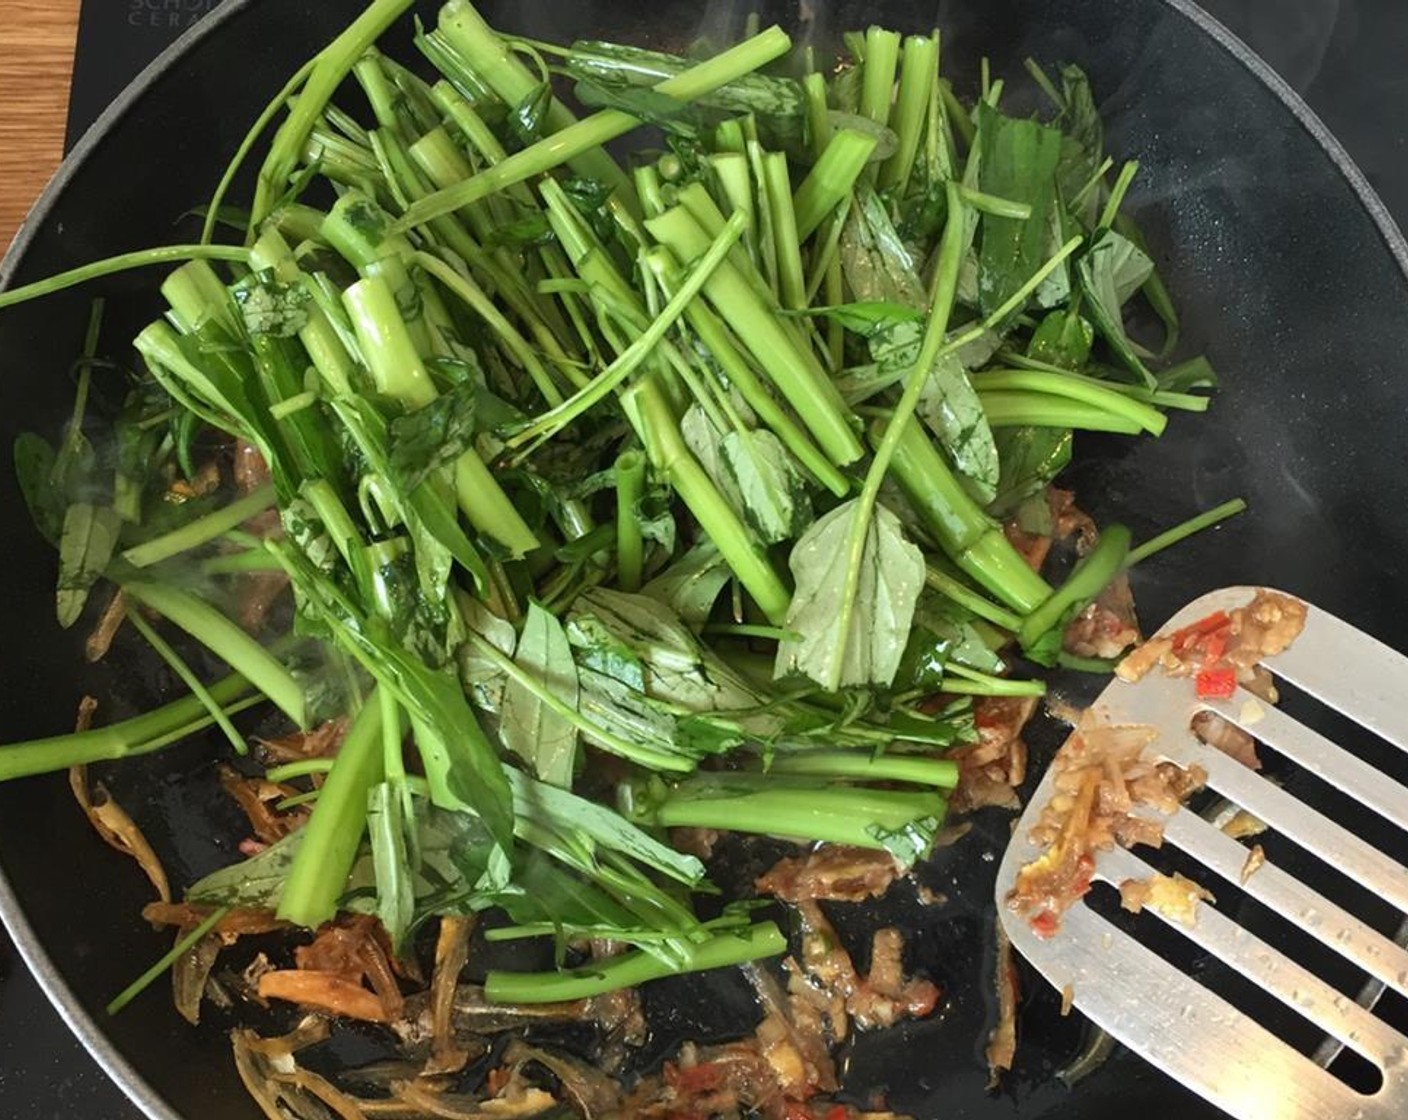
{"left": 0, "top": 1, "right": 1404, "bottom": 1118}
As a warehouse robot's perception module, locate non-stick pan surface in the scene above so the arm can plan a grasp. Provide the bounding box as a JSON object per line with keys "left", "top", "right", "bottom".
{"left": 2, "top": 2, "right": 1406, "bottom": 1118}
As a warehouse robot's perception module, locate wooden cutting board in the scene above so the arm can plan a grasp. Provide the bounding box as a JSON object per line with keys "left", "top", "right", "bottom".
{"left": 0, "top": 0, "right": 82, "bottom": 252}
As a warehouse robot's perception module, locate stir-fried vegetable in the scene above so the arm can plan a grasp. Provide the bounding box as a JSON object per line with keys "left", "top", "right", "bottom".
{"left": 1, "top": 0, "right": 1244, "bottom": 1054}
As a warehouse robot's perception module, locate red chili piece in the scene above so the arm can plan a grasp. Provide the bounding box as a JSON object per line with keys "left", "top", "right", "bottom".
{"left": 1196, "top": 667, "right": 1238, "bottom": 699}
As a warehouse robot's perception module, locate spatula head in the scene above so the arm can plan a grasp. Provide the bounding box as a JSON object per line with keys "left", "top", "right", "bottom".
{"left": 996, "top": 587, "right": 1408, "bottom": 1120}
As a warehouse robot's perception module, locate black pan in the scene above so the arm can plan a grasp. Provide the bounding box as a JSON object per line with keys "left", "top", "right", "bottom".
{"left": 2, "top": 2, "right": 1407, "bottom": 1118}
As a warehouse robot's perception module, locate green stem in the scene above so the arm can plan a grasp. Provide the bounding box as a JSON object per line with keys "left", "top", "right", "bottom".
{"left": 886, "top": 422, "right": 1050, "bottom": 613}
{"left": 615, "top": 451, "right": 647, "bottom": 592}
{"left": 201, "top": 60, "right": 315, "bottom": 244}
{"left": 397, "top": 23, "right": 792, "bottom": 231}
{"left": 413, "top": 250, "right": 563, "bottom": 407}
{"left": 879, "top": 32, "right": 938, "bottom": 192}
{"left": 977, "top": 391, "right": 1146, "bottom": 434}
{"left": 343, "top": 275, "right": 540, "bottom": 556}
{"left": 505, "top": 212, "right": 746, "bottom": 450}
{"left": 0, "top": 247, "right": 250, "bottom": 311}
{"left": 251, "top": 0, "right": 417, "bottom": 226}
{"left": 265, "top": 758, "right": 336, "bottom": 783}
{"left": 1018, "top": 524, "right": 1132, "bottom": 648}
{"left": 650, "top": 782, "right": 946, "bottom": 848}
{"left": 859, "top": 26, "right": 901, "bottom": 128}
{"left": 629, "top": 381, "right": 791, "bottom": 625}
{"left": 276, "top": 694, "right": 385, "bottom": 929}
{"left": 768, "top": 750, "right": 958, "bottom": 788}
{"left": 201, "top": 550, "right": 286, "bottom": 576}
{"left": 1126, "top": 498, "right": 1248, "bottom": 568}
{"left": 973, "top": 368, "right": 1166, "bottom": 433}
{"left": 827, "top": 184, "right": 967, "bottom": 690}
{"left": 484, "top": 921, "right": 786, "bottom": 1004}
{"left": 122, "top": 484, "right": 276, "bottom": 568}
{"left": 940, "top": 662, "right": 1046, "bottom": 696}
{"left": 645, "top": 205, "right": 861, "bottom": 467}
{"left": 791, "top": 129, "right": 879, "bottom": 241}
{"left": 923, "top": 564, "right": 1023, "bottom": 632}
{"left": 106, "top": 905, "right": 232, "bottom": 1016}
{"left": 0, "top": 674, "right": 258, "bottom": 781}
{"left": 760, "top": 152, "right": 806, "bottom": 310}
{"left": 434, "top": 0, "right": 631, "bottom": 198}
{"left": 651, "top": 256, "right": 848, "bottom": 497}
{"left": 122, "top": 582, "right": 307, "bottom": 728}
{"left": 1097, "top": 160, "right": 1140, "bottom": 234}
{"left": 125, "top": 610, "right": 248, "bottom": 756}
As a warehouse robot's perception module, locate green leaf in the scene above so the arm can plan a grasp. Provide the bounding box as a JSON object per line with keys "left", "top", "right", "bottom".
{"left": 1101, "top": 230, "right": 1155, "bottom": 306}
{"left": 825, "top": 111, "right": 898, "bottom": 162}
{"left": 573, "top": 80, "right": 702, "bottom": 137}
{"left": 231, "top": 272, "right": 311, "bottom": 338}
{"left": 1027, "top": 309, "right": 1094, "bottom": 370}
{"left": 483, "top": 212, "right": 554, "bottom": 249}
{"left": 718, "top": 429, "right": 812, "bottom": 545}
{"left": 1158, "top": 355, "right": 1219, "bottom": 393}
{"left": 510, "top": 80, "right": 552, "bottom": 143}
{"left": 569, "top": 588, "right": 760, "bottom": 713}
{"left": 271, "top": 540, "right": 514, "bottom": 853}
{"left": 975, "top": 102, "right": 1064, "bottom": 316}
{"left": 501, "top": 603, "right": 579, "bottom": 788}
{"left": 188, "top": 798, "right": 495, "bottom": 919}
{"left": 1115, "top": 211, "right": 1180, "bottom": 357}
{"left": 388, "top": 382, "right": 478, "bottom": 494}
{"left": 1078, "top": 229, "right": 1158, "bottom": 386}
{"left": 509, "top": 767, "right": 704, "bottom": 885}
{"left": 839, "top": 187, "right": 926, "bottom": 308}
{"left": 367, "top": 781, "right": 416, "bottom": 947}
{"left": 870, "top": 320, "right": 999, "bottom": 503}
{"left": 56, "top": 503, "right": 121, "bottom": 628}
{"left": 784, "top": 300, "right": 923, "bottom": 335}
{"left": 1053, "top": 64, "right": 1104, "bottom": 225}
{"left": 13, "top": 433, "right": 61, "bottom": 544}
{"left": 641, "top": 542, "right": 732, "bottom": 627}
{"left": 898, "top": 595, "right": 1006, "bottom": 689}
{"left": 989, "top": 426, "right": 1073, "bottom": 518}
{"left": 459, "top": 593, "right": 517, "bottom": 715}
{"left": 680, "top": 406, "right": 809, "bottom": 545}
{"left": 775, "top": 500, "right": 926, "bottom": 689}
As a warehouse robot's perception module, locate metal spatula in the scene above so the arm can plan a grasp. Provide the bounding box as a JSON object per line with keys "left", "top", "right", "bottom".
{"left": 995, "top": 587, "right": 1408, "bottom": 1119}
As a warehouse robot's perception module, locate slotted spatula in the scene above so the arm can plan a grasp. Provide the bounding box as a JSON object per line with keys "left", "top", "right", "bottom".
{"left": 995, "top": 587, "right": 1408, "bottom": 1119}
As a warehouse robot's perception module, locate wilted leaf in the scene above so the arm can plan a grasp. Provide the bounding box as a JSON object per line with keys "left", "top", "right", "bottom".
{"left": 57, "top": 503, "right": 121, "bottom": 628}
{"left": 681, "top": 406, "right": 810, "bottom": 544}
{"left": 389, "top": 382, "right": 478, "bottom": 493}
{"left": 870, "top": 321, "right": 999, "bottom": 503}
{"left": 976, "top": 102, "right": 1064, "bottom": 316}
{"left": 500, "top": 603, "right": 579, "bottom": 787}
{"left": 642, "top": 542, "right": 732, "bottom": 627}
{"left": 367, "top": 781, "right": 415, "bottom": 947}
{"left": 840, "top": 187, "right": 926, "bottom": 308}
{"left": 1078, "top": 230, "right": 1157, "bottom": 386}
{"left": 775, "top": 500, "right": 926, "bottom": 689}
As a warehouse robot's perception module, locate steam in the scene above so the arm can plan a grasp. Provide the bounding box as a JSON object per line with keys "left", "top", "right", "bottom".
{"left": 1206, "top": 0, "right": 1344, "bottom": 92}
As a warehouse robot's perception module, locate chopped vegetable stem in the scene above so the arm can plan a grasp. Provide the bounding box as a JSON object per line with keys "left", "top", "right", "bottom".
{"left": 276, "top": 693, "right": 385, "bottom": 928}
{"left": 123, "top": 582, "right": 307, "bottom": 729}
{"left": 122, "top": 484, "right": 277, "bottom": 568}
{"left": 485, "top": 921, "right": 786, "bottom": 1003}
{"left": 398, "top": 23, "right": 793, "bottom": 230}
{"left": 125, "top": 610, "right": 248, "bottom": 755}
{"left": 107, "top": 905, "right": 231, "bottom": 1016}
{"left": 1126, "top": 498, "right": 1248, "bottom": 568}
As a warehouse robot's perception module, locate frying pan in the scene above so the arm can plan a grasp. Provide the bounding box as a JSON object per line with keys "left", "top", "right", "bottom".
{"left": 2, "top": 1, "right": 1406, "bottom": 1117}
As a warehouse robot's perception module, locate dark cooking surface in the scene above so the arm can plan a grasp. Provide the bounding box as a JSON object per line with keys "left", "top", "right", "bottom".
{"left": 1, "top": 0, "right": 1406, "bottom": 1117}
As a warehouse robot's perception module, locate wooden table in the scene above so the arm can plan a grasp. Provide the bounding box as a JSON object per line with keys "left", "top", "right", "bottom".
{"left": 0, "top": 0, "right": 81, "bottom": 251}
